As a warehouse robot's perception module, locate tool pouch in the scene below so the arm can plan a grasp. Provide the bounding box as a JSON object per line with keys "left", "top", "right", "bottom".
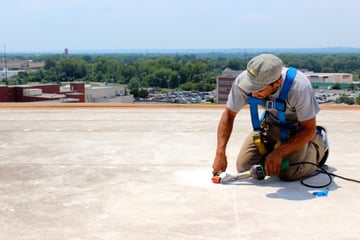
{"left": 253, "top": 129, "right": 282, "bottom": 156}
{"left": 252, "top": 131, "right": 268, "bottom": 156}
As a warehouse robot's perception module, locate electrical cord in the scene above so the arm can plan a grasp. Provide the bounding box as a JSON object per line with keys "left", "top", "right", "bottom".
{"left": 289, "top": 162, "right": 360, "bottom": 188}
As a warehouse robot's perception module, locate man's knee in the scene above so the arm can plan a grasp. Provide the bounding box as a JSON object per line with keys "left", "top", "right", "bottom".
{"left": 279, "top": 164, "right": 317, "bottom": 181}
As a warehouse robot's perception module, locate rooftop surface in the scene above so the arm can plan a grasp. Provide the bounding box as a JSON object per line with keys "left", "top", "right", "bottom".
{"left": 0, "top": 103, "right": 359, "bottom": 240}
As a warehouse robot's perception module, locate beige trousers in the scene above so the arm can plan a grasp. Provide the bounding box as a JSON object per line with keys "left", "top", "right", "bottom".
{"left": 236, "top": 124, "right": 326, "bottom": 181}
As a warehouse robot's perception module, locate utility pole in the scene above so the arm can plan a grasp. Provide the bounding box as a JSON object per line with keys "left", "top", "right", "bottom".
{"left": 3, "top": 45, "right": 8, "bottom": 85}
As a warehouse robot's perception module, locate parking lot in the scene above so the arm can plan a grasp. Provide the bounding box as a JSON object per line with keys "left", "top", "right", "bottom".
{"left": 315, "top": 88, "right": 359, "bottom": 103}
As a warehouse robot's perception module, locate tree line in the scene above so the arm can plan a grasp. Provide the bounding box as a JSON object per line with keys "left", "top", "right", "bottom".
{"left": 7, "top": 53, "right": 360, "bottom": 92}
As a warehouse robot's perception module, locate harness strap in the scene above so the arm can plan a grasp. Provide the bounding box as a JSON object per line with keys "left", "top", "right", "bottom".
{"left": 248, "top": 97, "right": 264, "bottom": 132}
{"left": 248, "top": 67, "right": 297, "bottom": 142}
{"left": 278, "top": 67, "right": 297, "bottom": 142}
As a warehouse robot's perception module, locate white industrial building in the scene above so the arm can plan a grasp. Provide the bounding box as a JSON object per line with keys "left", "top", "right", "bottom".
{"left": 84, "top": 84, "right": 134, "bottom": 103}
{"left": 305, "top": 72, "right": 353, "bottom": 83}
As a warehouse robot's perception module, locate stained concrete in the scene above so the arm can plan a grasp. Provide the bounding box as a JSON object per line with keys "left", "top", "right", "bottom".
{"left": 0, "top": 104, "right": 359, "bottom": 240}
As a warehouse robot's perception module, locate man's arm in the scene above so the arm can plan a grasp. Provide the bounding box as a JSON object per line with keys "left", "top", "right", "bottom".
{"left": 265, "top": 116, "right": 317, "bottom": 175}
{"left": 212, "top": 107, "right": 237, "bottom": 175}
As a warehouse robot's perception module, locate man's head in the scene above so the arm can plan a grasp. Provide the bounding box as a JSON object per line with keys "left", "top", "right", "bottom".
{"left": 239, "top": 54, "right": 283, "bottom": 92}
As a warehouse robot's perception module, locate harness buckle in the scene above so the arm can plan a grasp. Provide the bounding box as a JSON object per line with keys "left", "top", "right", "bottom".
{"left": 265, "top": 100, "right": 274, "bottom": 109}
{"left": 267, "top": 99, "right": 286, "bottom": 111}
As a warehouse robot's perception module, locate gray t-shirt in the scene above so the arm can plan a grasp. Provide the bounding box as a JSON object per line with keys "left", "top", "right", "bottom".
{"left": 226, "top": 67, "right": 320, "bottom": 124}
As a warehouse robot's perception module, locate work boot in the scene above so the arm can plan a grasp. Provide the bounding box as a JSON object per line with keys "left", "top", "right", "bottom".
{"left": 316, "top": 126, "right": 329, "bottom": 166}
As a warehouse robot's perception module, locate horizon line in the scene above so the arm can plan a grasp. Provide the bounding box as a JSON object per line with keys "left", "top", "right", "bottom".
{"left": 5, "top": 46, "right": 360, "bottom": 54}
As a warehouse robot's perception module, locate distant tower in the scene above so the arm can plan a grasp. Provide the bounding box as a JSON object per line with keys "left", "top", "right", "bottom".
{"left": 64, "top": 48, "right": 69, "bottom": 58}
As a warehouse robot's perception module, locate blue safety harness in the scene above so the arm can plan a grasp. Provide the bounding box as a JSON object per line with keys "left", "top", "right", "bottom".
{"left": 247, "top": 67, "right": 297, "bottom": 143}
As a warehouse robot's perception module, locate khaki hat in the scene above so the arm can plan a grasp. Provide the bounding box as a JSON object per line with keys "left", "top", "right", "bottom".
{"left": 239, "top": 54, "right": 283, "bottom": 92}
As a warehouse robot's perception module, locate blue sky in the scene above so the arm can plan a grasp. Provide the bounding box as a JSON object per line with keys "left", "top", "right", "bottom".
{"left": 2, "top": 0, "right": 360, "bottom": 52}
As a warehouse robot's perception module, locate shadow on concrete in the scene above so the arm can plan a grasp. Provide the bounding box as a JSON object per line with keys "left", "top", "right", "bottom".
{"left": 224, "top": 166, "right": 341, "bottom": 201}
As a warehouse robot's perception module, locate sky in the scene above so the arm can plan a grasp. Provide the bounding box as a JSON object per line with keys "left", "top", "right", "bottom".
{"left": 1, "top": 0, "right": 360, "bottom": 53}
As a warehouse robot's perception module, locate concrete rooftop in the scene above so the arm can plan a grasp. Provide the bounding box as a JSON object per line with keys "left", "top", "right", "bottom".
{"left": 0, "top": 103, "right": 359, "bottom": 240}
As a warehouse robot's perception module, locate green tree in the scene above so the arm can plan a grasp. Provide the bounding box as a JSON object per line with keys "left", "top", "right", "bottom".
{"left": 93, "top": 57, "right": 125, "bottom": 82}
{"left": 356, "top": 95, "right": 360, "bottom": 105}
{"left": 146, "top": 68, "right": 177, "bottom": 88}
{"left": 336, "top": 94, "right": 354, "bottom": 105}
{"left": 56, "top": 58, "right": 87, "bottom": 80}
{"left": 226, "top": 58, "right": 245, "bottom": 70}
{"left": 331, "top": 83, "right": 341, "bottom": 90}
{"left": 44, "top": 57, "right": 57, "bottom": 70}
{"left": 181, "top": 82, "right": 196, "bottom": 91}
{"left": 128, "top": 77, "right": 142, "bottom": 90}
{"left": 138, "top": 88, "right": 149, "bottom": 98}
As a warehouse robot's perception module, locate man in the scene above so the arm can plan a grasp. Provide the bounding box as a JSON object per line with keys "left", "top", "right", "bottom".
{"left": 212, "top": 54, "right": 328, "bottom": 181}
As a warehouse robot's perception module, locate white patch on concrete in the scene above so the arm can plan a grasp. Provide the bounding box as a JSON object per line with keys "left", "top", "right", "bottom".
{"left": 174, "top": 168, "right": 216, "bottom": 188}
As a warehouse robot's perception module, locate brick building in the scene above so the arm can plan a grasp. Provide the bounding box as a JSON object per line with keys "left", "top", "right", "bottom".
{"left": 0, "top": 82, "right": 134, "bottom": 103}
{"left": 216, "top": 69, "right": 242, "bottom": 104}
{"left": 0, "top": 82, "right": 85, "bottom": 103}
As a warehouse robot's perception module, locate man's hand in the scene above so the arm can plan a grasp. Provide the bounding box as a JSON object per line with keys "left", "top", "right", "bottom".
{"left": 264, "top": 150, "right": 283, "bottom": 176}
{"left": 212, "top": 153, "right": 227, "bottom": 175}
{"left": 264, "top": 117, "right": 317, "bottom": 176}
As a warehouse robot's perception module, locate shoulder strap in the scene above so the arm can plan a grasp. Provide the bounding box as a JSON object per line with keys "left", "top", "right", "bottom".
{"left": 278, "top": 67, "right": 297, "bottom": 142}
{"left": 279, "top": 67, "right": 297, "bottom": 101}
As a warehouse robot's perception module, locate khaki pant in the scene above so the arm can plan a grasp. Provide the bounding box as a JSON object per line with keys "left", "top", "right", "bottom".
{"left": 236, "top": 123, "right": 326, "bottom": 181}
